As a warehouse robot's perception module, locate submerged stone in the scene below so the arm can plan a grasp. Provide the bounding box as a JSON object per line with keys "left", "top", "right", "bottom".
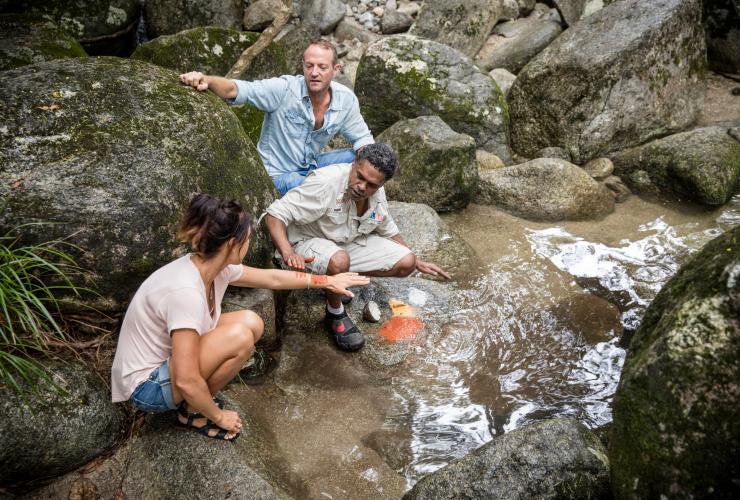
{"left": 610, "top": 226, "right": 740, "bottom": 498}
{"left": 0, "top": 57, "right": 276, "bottom": 313}
{"left": 0, "top": 14, "right": 87, "bottom": 71}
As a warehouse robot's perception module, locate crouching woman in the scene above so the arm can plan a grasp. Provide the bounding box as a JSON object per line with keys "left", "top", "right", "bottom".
{"left": 111, "top": 194, "right": 368, "bottom": 441}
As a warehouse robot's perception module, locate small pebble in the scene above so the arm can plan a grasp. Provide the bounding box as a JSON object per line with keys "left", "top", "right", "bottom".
{"left": 363, "top": 301, "right": 382, "bottom": 323}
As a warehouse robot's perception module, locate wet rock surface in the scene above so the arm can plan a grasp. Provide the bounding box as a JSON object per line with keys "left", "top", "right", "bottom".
{"left": 509, "top": 0, "right": 706, "bottom": 164}
{"left": 0, "top": 14, "right": 87, "bottom": 71}
{"left": 356, "top": 34, "right": 511, "bottom": 162}
{"left": 610, "top": 123, "right": 740, "bottom": 206}
{"left": 132, "top": 27, "right": 288, "bottom": 78}
{"left": 0, "top": 361, "right": 124, "bottom": 486}
{"left": 476, "top": 158, "right": 615, "bottom": 221}
{"left": 378, "top": 116, "right": 479, "bottom": 212}
{"left": 404, "top": 418, "right": 610, "bottom": 499}
{"left": 0, "top": 57, "right": 276, "bottom": 313}
{"left": 610, "top": 226, "right": 740, "bottom": 498}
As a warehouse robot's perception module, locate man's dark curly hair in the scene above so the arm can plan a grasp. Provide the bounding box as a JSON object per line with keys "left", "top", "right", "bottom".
{"left": 356, "top": 143, "right": 398, "bottom": 180}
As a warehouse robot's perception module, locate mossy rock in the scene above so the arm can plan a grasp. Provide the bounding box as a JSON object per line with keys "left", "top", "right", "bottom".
{"left": 476, "top": 157, "right": 615, "bottom": 221}
{"left": 610, "top": 123, "right": 740, "bottom": 206}
{"left": 0, "top": 360, "right": 125, "bottom": 486}
{"left": 232, "top": 103, "right": 266, "bottom": 146}
{"left": 378, "top": 116, "right": 478, "bottom": 212}
{"left": 0, "top": 0, "right": 139, "bottom": 55}
{"left": 405, "top": 419, "right": 610, "bottom": 499}
{"left": 132, "top": 26, "right": 290, "bottom": 79}
{"left": 356, "top": 34, "right": 511, "bottom": 163}
{"left": 408, "top": 0, "right": 502, "bottom": 58}
{"left": 609, "top": 226, "right": 740, "bottom": 498}
{"left": 509, "top": 0, "right": 706, "bottom": 164}
{"left": 0, "top": 57, "right": 277, "bottom": 313}
{"left": 145, "top": 0, "right": 243, "bottom": 39}
{"left": 0, "top": 14, "right": 87, "bottom": 71}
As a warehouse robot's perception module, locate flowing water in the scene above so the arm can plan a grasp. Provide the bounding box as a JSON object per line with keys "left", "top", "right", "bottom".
{"left": 235, "top": 194, "right": 739, "bottom": 496}
{"left": 390, "top": 194, "right": 739, "bottom": 484}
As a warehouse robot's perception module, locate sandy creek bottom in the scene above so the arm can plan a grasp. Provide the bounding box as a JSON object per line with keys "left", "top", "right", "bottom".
{"left": 229, "top": 194, "right": 739, "bottom": 499}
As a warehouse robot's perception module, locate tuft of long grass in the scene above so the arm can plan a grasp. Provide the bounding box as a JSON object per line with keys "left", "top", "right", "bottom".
{"left": 0, "top": 225, "right": 92, "bottom": 395}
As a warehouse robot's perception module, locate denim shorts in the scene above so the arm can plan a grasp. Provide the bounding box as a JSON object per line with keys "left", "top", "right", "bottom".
{"left": 129, "top": 360, "right": 178, "bottom": 413}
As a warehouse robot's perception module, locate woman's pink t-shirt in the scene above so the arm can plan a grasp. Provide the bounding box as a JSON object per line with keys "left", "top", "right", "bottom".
{"left": 110, "top": 254, "right": 243, "bottom": 402}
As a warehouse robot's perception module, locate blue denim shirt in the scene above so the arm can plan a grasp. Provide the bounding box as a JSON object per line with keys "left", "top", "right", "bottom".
{"left": 230, "top": 75, "right": 374, "bottom": 179}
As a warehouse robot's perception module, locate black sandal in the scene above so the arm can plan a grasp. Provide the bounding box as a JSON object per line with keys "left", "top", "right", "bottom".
{"left": 177, "top": 402, "right": 239, "bottom": 441}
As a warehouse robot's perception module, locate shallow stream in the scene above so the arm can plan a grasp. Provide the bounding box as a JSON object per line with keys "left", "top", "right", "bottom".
{"left": 235, "top": 194, "right": 739, "bottom": 498}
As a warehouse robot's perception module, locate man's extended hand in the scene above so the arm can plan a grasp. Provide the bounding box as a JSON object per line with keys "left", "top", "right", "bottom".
{"left": 416, "top": 260, "right": 451, "bottom": 280}
{"left": 180, "top": 71, "right": 209, "bottom": 91}
{"left": 326, "top": 272, "right": 370, "bottom": 297}
{"left": 283, "top": 251, "right": 314, "bottom": 270}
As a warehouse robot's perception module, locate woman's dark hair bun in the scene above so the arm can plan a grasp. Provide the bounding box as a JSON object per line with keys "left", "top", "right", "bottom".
{"left": 178, "top": 194, "right": 252, "bottom": 258}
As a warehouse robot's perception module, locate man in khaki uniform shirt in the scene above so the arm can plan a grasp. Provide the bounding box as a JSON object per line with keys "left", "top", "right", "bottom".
{"left": 266, "top": 143, "right": 449, "bottom": 351}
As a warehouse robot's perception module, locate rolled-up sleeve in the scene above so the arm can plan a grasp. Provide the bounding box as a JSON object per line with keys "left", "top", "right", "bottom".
{"left": 229, "top": 77, "right": 288, "bottom": 112}
{"left": 266, "top": 175, "right": 330, "bottom": 226}
{"left": 341, "top": 96, "right": 374, "bottom": 151}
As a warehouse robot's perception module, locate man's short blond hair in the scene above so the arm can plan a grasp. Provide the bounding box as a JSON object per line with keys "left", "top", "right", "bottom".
{"left": 304, "top": 39, "right": 338, "bottom": 65}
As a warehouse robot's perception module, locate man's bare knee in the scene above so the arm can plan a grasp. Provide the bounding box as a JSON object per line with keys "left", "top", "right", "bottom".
{"left": 392, "top": 253, "right": 416, "bottom": 277}
{"left": 327, "top": 250, "right": 350, "bottom": 275}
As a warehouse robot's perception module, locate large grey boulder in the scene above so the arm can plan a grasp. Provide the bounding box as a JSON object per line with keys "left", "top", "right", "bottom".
{"left": 475, "top": 16, "right": 563, "bottom": 73}
{"left": 408, "top": 0, "right": 501, "bottom": 58}
{"left": 0, "top": 57, "right": 276, "bottom": 313}
{"left": 0, "top": 0, "right": 139, "bottom": 55}
{"left": 145, "top": 0, "right": 243, "bottom": 38}
{"left": 476, "top": 158, "right": 615, "bottom": 221}
{"left": 552, "top": 0, "right": 588, "bottom": 27}
{"left": 382, "top": 7, "right": 414, "bottom": 34}
{"left": 404, "top": 419, "right": 610, "bottom": 499}
{"left": 0, "top": 14, "right": 87, "bottom": 71}
{"left": 301, "top": 0, "right": 346, "bottom": 35}
{"left": 389, "top": 201, "right": 479, "bottom": 276}
{"left": 378, "top": 116, "right": 479, "bottom": 212}
{"left": 610, "top": 226, "right": 740, "bottom": 498}
{"left": 610, "top": 123, "right": 740, "bottom": 206}
{"left": 703, "top": 0, "right": 740, "bottom": 73}
{"left": 356, "top": 35, "right": 511, "bottom": 162}
{"left": 132, "top": 26, "right": 289, "bottom": 78}
{"left": 509, "top": 0, "right": 707, "bottom": 164}
{"left": 22, "top": 395, "right": 288, "bottom": 499}
{"left": 0, "top": 361, "right": 124, "bottom": 486}
{"left": 243, "top": 0, "right": 285, "bottom": 31}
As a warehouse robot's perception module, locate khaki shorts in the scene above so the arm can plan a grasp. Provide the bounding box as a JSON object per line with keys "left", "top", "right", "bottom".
{"left": 282, "top": 235, "right": 412, "bottom": 274}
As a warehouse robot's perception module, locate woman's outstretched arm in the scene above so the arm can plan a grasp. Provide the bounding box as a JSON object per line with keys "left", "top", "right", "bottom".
{"left": 231, "top": 266, "right": 369, "bottom": 297}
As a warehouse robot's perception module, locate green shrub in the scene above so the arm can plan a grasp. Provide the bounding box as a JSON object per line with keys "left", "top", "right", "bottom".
{"left": 0, "top": 225, "right": 91, "bottom": 395}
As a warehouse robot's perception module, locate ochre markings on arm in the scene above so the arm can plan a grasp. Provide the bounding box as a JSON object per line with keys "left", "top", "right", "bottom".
{"left": 310, "top": 275, "right": 328, "bottom": 286}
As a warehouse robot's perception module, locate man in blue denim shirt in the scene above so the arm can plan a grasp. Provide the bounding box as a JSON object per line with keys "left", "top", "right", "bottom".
{"left": 180, "top": 40, "right": 374, "bottom": 195}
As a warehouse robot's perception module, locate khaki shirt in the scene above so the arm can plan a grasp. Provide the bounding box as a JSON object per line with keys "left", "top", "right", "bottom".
{"left": 266, "top": 163, "right": 399, "bottom": 246}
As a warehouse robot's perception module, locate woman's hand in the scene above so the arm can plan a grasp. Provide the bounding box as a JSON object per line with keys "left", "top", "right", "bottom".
{"left": 214, "top": 409, "right": 242, "bottom": 433}
{"left": 325, "top": 272, "right": 370, "bottom": 297}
